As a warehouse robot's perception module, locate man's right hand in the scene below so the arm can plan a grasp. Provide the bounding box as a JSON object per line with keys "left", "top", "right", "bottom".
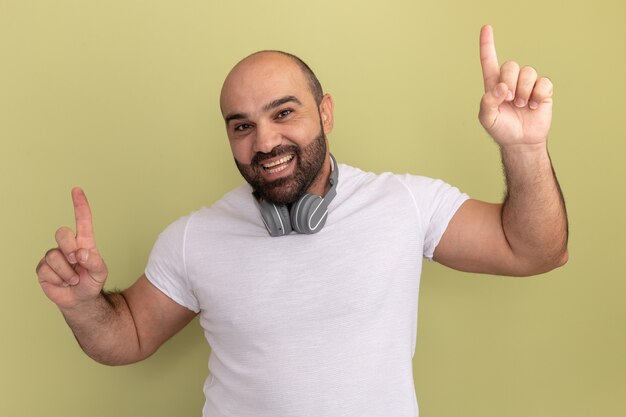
{"left": 36, "top": 187, "right": 109, "bottom": 310}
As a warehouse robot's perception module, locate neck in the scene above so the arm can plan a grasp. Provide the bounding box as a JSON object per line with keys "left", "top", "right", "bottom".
{"left": 305, "top": 152, "right": 332, "bottom": 197}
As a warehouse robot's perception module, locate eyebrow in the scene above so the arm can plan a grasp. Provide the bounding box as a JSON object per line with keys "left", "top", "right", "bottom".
{"left": 263, "top": 95, "right": 302, "bottom": 112}
{"left": 224, "top": 95, "right": 302, "bottom": 125}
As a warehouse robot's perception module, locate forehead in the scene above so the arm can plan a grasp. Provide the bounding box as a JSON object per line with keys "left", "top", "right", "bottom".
{"left": 220, "top": 53, "right": 312, "bottom": 115}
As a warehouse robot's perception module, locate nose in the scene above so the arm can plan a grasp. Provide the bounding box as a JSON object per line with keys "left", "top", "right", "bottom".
{"left": 253, "top": 122, "right": 282, "bottom": 154}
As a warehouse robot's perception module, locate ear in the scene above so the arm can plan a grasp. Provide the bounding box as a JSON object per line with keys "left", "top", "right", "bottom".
{"left": 319, "top": 93, "right": 334, "bottom": 134}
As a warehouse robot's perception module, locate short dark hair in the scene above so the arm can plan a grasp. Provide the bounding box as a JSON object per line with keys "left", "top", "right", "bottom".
{"left": 253, "top": 50, "right": 324, "bottom": 105}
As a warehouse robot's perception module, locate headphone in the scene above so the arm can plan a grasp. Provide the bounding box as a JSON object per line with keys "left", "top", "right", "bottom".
{"left": 254, "top": 154, "right": 339, "bottom": 237}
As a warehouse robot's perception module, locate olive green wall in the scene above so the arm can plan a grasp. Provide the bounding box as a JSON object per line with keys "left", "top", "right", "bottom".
{"left": 2, "top": 0, "right": 624, "bottom": 416}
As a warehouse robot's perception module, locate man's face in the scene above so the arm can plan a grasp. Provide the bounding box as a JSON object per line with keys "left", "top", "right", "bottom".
{"left": 234, "top": 125, "right": 327, "bottom": 205}
{"left": 220, "top": 52, "right": 334, "bottom": 205}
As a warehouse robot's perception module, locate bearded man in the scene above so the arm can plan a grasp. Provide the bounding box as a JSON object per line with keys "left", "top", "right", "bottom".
{"left": 36, "top": 26, "right": 568, "bottom": 417}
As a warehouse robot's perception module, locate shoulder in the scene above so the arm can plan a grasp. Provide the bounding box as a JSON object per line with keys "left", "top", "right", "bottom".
{"left": 154, "top": 183, "right": 258, "bottom": 237}
{"left": 336, "top": 163, "right": 401, "bottom": 194}
{"left": 337, "top": 162, "right": 456, "bottom": 199}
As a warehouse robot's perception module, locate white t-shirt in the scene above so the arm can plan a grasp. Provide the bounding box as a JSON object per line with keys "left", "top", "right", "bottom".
{"left": 146, "top": 163, "right": 469, "bottom": 417}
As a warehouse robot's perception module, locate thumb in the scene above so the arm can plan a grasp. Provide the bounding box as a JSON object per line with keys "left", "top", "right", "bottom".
{"left": 479, "top": 82, "right": 508, "bottom": 131}
{"left": 76, "top": 247, "right": 108, "bottom": 284}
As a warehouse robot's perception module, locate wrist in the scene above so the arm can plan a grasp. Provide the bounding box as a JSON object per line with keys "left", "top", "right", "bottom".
{"left": 500, "top": 141, "right": 551, "bottom": 167}
{"left": 59, "top": 291, "right": 114, "bottom": 324}
{"left": 499, "top": 140, "right": 547, "bottom": 155}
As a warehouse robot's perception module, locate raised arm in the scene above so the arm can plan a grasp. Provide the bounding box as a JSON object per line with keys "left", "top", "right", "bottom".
{"left": 36, "top": 188, "right": 197, "bottom": 365}
{"left": 433, "top": 25, "right": 568, "bottom": 276}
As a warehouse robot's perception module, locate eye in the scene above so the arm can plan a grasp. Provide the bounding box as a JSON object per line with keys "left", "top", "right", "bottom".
{"left": 234, "top": 123, "right": 252, "bottom": 132}
{"left": 275, "top": 109, "right": 292, "bottom": 119}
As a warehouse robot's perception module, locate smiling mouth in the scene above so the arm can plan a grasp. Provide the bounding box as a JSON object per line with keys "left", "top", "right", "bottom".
{"left": 262, "top": 154, "right": 295, "bottom": 174}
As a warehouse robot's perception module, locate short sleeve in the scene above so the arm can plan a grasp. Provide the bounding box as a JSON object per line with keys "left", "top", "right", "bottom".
{"left": 145, "top": 215, "right": 200, "bottom": 313}
{"left": 395, "top": 174, "right": 469, "bottom": 260}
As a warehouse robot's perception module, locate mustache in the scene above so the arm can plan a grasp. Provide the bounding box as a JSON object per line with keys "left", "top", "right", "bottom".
{"left": 251, "top": 145, "right": 299, "bottom": 166}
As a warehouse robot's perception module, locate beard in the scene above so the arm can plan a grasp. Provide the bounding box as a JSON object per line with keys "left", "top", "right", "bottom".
{"left": 235, "top": 129, "right": 327, "bottom": 206}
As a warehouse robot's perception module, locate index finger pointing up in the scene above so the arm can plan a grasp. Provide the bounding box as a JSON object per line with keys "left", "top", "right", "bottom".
{"left": 480, "top": 24, "right": 500, "bottom": 93}
{"left": 71, "top": 187, "right": 96, "bottom": 246}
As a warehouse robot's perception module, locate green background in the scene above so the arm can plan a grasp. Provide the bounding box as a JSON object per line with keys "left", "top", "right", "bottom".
{"left": 1, "top": 0, "right": 624, "bottom": 416}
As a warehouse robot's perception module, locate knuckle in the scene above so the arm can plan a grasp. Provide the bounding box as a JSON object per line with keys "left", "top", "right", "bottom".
{"left": 44, "top": 249, "right": 63, "bottom": 269}
{"left": 55, "top": 226, "right": 72, "bottom": 242}
{"left": 44, "top": 248, "right": 58, "bottom": 261}
{"left": 539, "top": 76, "right": 553, "bottom": 88}
{"left": 37, "top": 266, "right": 60, "bottom": 286}
{"left": 519, "top": 79, "right": 534, "bottom": 90}
{"left": 536, "top": 77, "right": 554, "bottom": 96}
{"left": 519, "top": 67, "right": 537, "bottom": 86}
{"left": 36, "top": 260, "right": 54, "bottom": 279}
{"left": 35, "top": 258, "right": 47, "bottom": 275}
{"left": 36, "top": 264, "right": 50, "bottom": 281}
{"left": 502, "top": 60, "right": 520, "bottom": 72}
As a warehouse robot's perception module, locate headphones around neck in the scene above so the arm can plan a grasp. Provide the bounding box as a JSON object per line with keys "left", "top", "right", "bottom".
{"left": 254, "top": 154, "right": 339, "bottom": 237}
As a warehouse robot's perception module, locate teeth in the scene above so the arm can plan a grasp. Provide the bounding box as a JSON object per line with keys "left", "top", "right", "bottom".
{"left": 263, "top": 155, "right": 293, "bottom": 168}
{"left": 266, "top": 164, "right": 288, "bottom": 174}
{"left": 262, "top": 155, "right": 294, "bottom": 172}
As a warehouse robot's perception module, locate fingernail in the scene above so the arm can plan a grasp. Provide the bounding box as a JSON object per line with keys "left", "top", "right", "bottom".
{"left": 515, "top": 98, "right": 526, "bottom": 108}
{"left": 79, "top": 251, "right": 89, "bottom": 262}
{"left": 506, "top": 91, "right": 514, "bottom": 101}
{"left": 70, "top": 276, "right": 80, "bottom": 286}
{"left": 529, "top": 101, "right": 538, "bottom": 110}
{"left": 494, "top": 86, "right": 502, "bottom": 98}
{"left": 62, "top": 282, "right": 70, "bottom": 288}
{"left": 68, "top": 252, "right": 77, "bottom": 264}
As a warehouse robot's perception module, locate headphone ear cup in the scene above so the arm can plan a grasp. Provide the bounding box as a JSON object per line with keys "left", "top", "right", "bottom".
{"left": 253, "top": 154, "right": 338, "bottom": 236}
{"left": 258, "top": 200, "right": 292, "bottom": 236}
{"left": 290, "top": 194, "right": 328, "bottom": 234}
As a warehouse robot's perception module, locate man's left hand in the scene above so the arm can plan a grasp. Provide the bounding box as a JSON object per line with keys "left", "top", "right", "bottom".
{"left": 478, "top": 24, "right": 553, "bottom": 148}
